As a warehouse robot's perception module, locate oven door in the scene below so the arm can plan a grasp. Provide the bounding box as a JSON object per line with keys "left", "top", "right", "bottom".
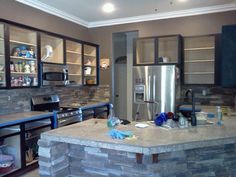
{"left": 42, "top": 63, "right": 69, "bottom": 86}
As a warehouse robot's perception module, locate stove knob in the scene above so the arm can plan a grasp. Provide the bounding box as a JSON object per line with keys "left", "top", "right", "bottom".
{"left": 61, "top": 114, "right": 65, "bottom": 118}
{"left": 70, "top": 112, "right": 74, "bottom": 115}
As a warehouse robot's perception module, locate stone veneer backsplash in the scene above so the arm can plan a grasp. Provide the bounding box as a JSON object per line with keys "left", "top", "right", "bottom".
{"left": 0, "top": 85, "right": 110, "bottom": 115}
{"left": 180, "top": 85, "right": 236, "bottom": 108}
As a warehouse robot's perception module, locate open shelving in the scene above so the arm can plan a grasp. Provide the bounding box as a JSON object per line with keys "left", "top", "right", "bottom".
{"left": 157, "top": 36, "right": 180, "bottom": 63}
{"left": 9, "top": 25, "right": 38, "bottom": 88}
{"left": 134, "top": 35, "right": 181, "bottom": 65}
{"left": 0, "top": 126, "right": 21, "bottom": 177}
{"left": 40, "top": 33, "right": 63, "bottom": 64}
{"left": 66, "top": 40, "right": 82, "bottom": 85}
{"left": 0, "top": 19, "right": 100, "bottom": 88}
{"left": 83, "top": 44, "right": 98, "bottom": 85}
{"left": 183, "top": 35, "right": 216, "bottom": 84}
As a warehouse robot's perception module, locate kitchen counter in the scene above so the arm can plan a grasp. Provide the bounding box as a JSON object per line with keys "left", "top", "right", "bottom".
{"left": 38, "top": 117, "right": 236, "bottom": 177}
{"left": 0, "top": 111, "right": 54, "bottom": 128}
{"left": 40, "top": 118, "right": 236, "bottom": 154}
{"left": 61, "top": 101, "right": 109, "bottom": 110}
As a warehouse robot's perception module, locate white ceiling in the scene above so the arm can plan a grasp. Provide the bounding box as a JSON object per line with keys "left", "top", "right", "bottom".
{"left": 16, "top": 0, "right": 236, "bottom": 28}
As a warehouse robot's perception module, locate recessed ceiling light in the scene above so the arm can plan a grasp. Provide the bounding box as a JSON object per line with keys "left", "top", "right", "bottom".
{"left": 102, "top": 3, "right": 115, "bottom": 13}
{"left": 178, "top": 0, "right": 187, "bottom": 2}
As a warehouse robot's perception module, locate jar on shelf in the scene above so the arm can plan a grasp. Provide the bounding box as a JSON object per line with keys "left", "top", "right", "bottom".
{"left": 30, "top": 61, "right": 36, "bottom": 73}
{"left": 18, "top": 61, "right": 23, "bottom": 72}
{"left": 24, "top": 62, "right": 30, "bottom": 73}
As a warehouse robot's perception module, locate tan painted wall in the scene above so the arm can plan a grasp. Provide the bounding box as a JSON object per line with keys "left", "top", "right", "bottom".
{"left": 0, "top": 0, "right": 89, "bottom": 41}
{"left": 88, "top": 11, "right": 236, "bottom": 84}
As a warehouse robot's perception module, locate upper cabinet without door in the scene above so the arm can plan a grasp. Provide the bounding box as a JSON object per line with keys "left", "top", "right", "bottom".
{"left": 183, "top": 35, "right": 218, "bottom": 85}
{"left": 66, "top": 40, "right": 82, "bottom": 85}
{"left": 83, "top": 44, "right": 99, "bottom": 85}
{"left": 40, "top": 33, "right": 64, "bottom": 64}
{"left": 134, "top": 35, "right": 181, "bottom": 65}
{"left": 9, "top": 25, "right": 39, "bottom": 88}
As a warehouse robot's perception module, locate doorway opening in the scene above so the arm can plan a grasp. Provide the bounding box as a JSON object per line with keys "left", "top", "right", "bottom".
{"left": 112, "top": 31, "right": 138, "bottom": 121}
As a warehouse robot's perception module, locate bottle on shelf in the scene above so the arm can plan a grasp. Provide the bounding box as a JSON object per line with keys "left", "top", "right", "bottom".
{"left": 18, "top": 61, "right": 23, "bottom": 72}
{"left": 10, "top": 61, "right": 15, "bottom": 72}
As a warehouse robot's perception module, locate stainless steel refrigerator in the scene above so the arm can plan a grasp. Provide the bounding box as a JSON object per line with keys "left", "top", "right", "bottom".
{"left": 133, "top": 65, "right": 179, "bottom": 121}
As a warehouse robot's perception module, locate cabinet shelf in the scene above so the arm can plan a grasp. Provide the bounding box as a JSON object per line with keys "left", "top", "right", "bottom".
{"left": 11, "top": 72, "right": 37, "bottom": 75}
{"left": 26, "top": 159, "right": 38, "bottom": 166}
{"left": 10, "top": 56, "right": 37, "bottom": 61}
{"left": 66, "top": 50, "right": 81, "bottom": 55}
{"left": 67, "top": 62, "right": 81, "bottom": 65}
{"left": 184, "top": 47, "right": 215, "bottom": 51}
{"left": 69, "top": 73, "right": 81, "bottom": 76}
{"left": 184, "top": 72, "right": 214, "bottom": 75}
{"left": 184, "top": 59, "right": 214, "bottom": 63}
{"left": 84, "top": 74, "right": 96, "bottom": 77}
{"left": 0, "top": 37, "right": 4, "bottom": 41}
{"left": 0, "top": 129, "right": 20, "bottom": 140}
{"left": 0, "top": 144, "right": 8, "bottom": 148}
{"left": 84, "top": 64, "right": 96, "bottom": 67}
{"left": 10, "top": 40, "right": 36, "bottom": 46}
{"left": 0, "top": 54, "right": 4, "bottom": 57}
{"left": 25, "top": 134, "right": 39, "bottom": 142}
{"left": 84, "top": 54, "right": 96, "bottom": 57}
{"left": 183, "top": 35, "right": 216, "bottom": 85}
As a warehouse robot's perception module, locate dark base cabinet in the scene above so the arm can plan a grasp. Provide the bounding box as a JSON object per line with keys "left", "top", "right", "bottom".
{"left": 0, "top": 116, "right": 53, "bottom": 177}
{"left": 221, "top": 24, "right": 236, "bottom": 87}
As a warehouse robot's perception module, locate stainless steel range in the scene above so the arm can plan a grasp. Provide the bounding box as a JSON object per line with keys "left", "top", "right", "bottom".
{"left": 31, "top": 95, "right": 82, "bottom": 128}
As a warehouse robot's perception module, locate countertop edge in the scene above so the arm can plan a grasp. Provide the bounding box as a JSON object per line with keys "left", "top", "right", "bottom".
{"left": 0, "top": 112, "right": 54, "bottom": 128}
{"left": 40, "top": 133, "right": 236, "bottom": 155}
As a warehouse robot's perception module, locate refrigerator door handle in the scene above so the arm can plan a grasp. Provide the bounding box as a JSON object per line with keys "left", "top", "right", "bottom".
{"left": 153, "top": 75, "right": 156, "bottom": 100}
{"left": 148, "top": 75, "right": 151, "bottom": 101}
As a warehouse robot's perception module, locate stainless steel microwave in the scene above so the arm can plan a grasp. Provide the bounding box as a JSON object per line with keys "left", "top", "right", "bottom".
{"left": 42, "top": 63, "right": 69, "bottom": 86}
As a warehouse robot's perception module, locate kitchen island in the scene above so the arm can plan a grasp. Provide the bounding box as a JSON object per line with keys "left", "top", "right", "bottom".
{"left": 38, "top": 118, "right": 236, "bottom": 177}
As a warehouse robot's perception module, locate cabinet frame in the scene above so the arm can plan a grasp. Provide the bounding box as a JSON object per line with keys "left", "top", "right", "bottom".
{"left": 0, "top": 18, "right": 99, "bottom": 88}
{"left": 0, "top": 116, "right": 54, "bottom": 177}
{"left": 82, "top": 42, "right": 100, "bottom": 86}
{"left": 133, "top": 34, "right": 182, "bottom": 66}
{"left": 182, "top": 34, "right": 220, "bottom": 85}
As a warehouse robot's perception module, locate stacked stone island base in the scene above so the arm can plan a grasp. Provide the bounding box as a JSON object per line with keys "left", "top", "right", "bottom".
{"left": 38, "top": 119, "right": 236, "bottom": 177}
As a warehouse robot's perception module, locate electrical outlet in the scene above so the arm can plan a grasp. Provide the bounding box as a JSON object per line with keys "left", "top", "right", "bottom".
{"left": 8, "top": 96, "right": 11, "bottom": 101}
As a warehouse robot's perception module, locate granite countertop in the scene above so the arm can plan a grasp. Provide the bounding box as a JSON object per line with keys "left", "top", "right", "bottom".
{"left": 0, "top": 111, "right": 54, "bottom": 128}
{"left": 61, "top": 101, "right": 110, "bottom": 110}
{"left": 41, "top": 117, "right": 236, "bottom": 154}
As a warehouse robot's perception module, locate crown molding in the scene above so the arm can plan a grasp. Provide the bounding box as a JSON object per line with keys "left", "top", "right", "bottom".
{"left": 16, "top": 0, "right": 88, "bottom": 27}
{"left": 88, "top": 3, "right": 236, "bottom": 28}
{"left": 16, "top": 0, "right": 236, "bottom": 28}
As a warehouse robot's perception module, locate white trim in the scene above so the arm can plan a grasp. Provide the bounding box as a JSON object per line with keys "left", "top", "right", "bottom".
{"left": 16, "top": 0, "right": 88, "bottom": 27}
{"left": 88, "top": 3, "right": 236, "bottom": 28}
{"left": 16, "top": 0, "right": 236, "bottom": 28}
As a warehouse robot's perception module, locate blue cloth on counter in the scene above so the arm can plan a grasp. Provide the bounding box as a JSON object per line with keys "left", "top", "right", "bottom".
{"left": 108, "top": 129, "right": 133, "bottom": 139}
{"left": 154, "top": 112, "right": 168, "bottom": 126}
